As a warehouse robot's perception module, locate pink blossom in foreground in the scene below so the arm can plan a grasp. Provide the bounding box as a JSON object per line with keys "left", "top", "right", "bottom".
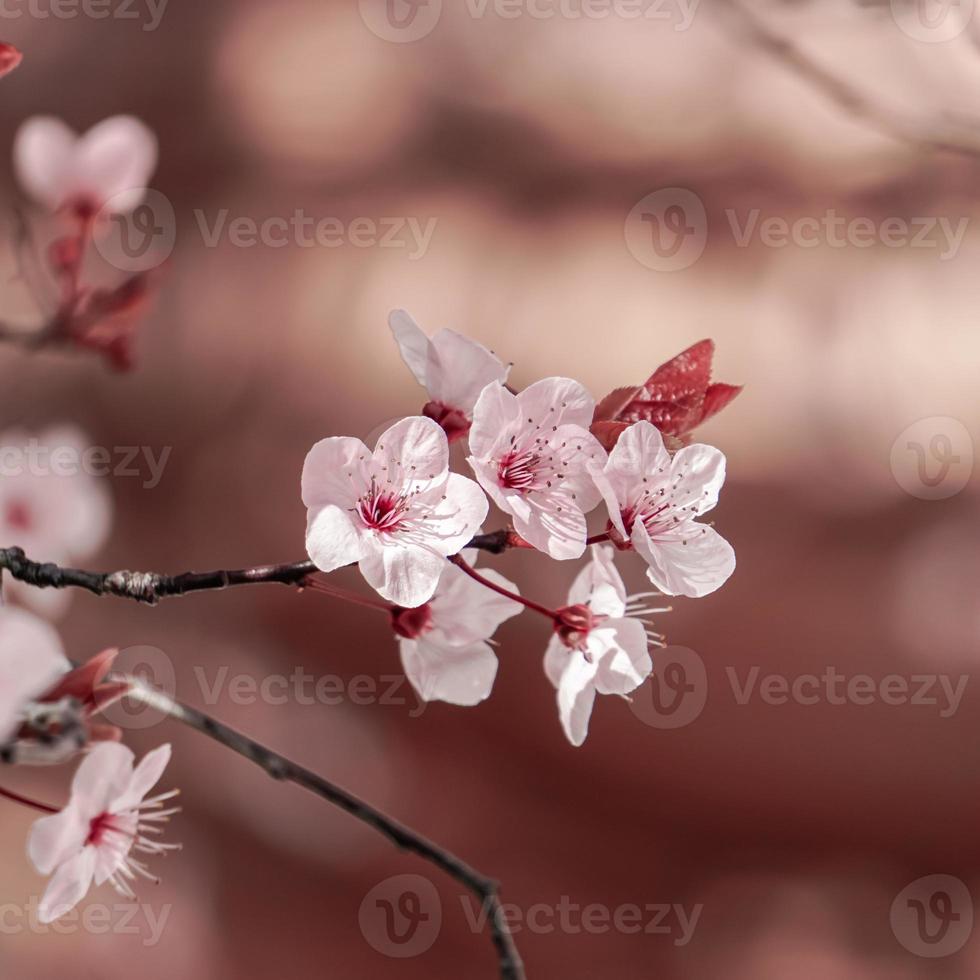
{"left": 28, "top": 742, "right": 179, "bottom": 923}
{"left": 0, "top": 607, "right": 69, "bottom": 744}
{"left": 544, "top": 545, "right": 662, "bottom": 747}
{"left": 388, "top": 310, "right": 510, "bottom": 443}
{"left": 467, "top": 378, "right": 607, "bottom": 560}
{"left": 302, "top": 416, "right": 488, "bottom": 607}
{"left": 591, "top": 420, "right": 735, "bottom": 598}
{"left": 391, "top": 556, "right": 523, "bottom": 705}
{"left": 13, "top": 115, "right": 157, "bottom": 217}
{"left": 0, "top": 427, "right": 113, "bottom": 619}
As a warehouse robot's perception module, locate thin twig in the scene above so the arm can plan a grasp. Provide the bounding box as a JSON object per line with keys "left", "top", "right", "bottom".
{"left": 124, "top": 677, "right": 525, "bottom": 980}
{"left": 0, "top": 530, "right": 513, "bottom": 606}
{"left": 716, "top": 0, "right": 980, "bottom": 160}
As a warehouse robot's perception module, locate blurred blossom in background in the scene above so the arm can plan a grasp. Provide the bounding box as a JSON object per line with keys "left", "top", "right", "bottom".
{"left": 0, "top": 0, "right": 979, "bottom": 976}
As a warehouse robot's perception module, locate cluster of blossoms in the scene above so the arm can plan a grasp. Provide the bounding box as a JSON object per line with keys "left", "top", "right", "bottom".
{"left": 0, "top": 89, "right": 741, "bottom": 936}
{"left": 302, "top": 310, "right": 740, "bottom": 746}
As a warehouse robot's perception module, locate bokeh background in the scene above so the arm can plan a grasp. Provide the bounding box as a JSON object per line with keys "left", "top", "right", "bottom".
{"left": 1, "top": 0, "right": 979, "bottom": 976}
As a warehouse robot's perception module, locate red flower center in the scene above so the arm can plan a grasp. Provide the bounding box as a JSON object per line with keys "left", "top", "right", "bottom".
{"left": 357, "top": 488, "right": 408, "bottom": 533}
{"left": 554, "top": 603, "right": 605, "bottom": 652}
{"left": 390, "top": 604, "right": 434, "bottom": 639}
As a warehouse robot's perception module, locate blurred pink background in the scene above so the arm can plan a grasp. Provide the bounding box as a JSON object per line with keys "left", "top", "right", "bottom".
{"left": 1, "top": 0, "right": 979, "bottom": 976}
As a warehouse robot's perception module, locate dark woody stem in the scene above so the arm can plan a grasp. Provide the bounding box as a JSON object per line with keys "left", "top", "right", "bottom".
{"left": 0, "top": 783, "right": 59, "bottom": 815}
{"left": 122, "top": 677, "right": 525, "bottom": 980}
{"left": 0, "top": 530, "right": 513, "bottom": 607}
{"left": 449, "top": 555, "right": 558, "bottom": 622}
{"left": 584, "top": 532, "right": 610, "bottom": 546}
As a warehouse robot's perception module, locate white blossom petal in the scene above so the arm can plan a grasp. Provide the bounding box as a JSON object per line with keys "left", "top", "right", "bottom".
{"left": 400, "top": 637, "right": 498, "bottom": 706}
{"left": 556, "top": 654, "right": 599, "bottom": 747}
{"left": 37, "top": 847, "right": 96, "bottom": 923}
{"left": 633, "top": 520, "right": 736, "bottom": 598}
{"left": 388, "top": 309, "right": 431, "bottom": 388}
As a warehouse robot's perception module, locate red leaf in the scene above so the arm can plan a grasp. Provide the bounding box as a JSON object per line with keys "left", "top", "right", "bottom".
{"left": 590, "top": 339, "right": 741, "bottom": 445}
{"left": 0, "top": 43, "right": 22, "bottom": 79}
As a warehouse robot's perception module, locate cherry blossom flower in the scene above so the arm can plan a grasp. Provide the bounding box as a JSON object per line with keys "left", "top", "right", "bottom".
{"left": 544, "top": 545, "right": 662, "bottom": 746}
{"left": 13, "top": 115, "right": 157, "bottom": 217}
{"left": 591, "top": 339, "right": 742, "bottom": 452}
{"left": 591, "top": 420, "right": 735, "bottom": 598}
{"left": 28, "top": 742, "right": 179, "bottom": 923}
{"left": 0, "top": 607, "right": 70, "bottom": 745}
{"left": 0, "top": 426, "right": 113, "bottom": 619}
{"left": 0, "top": 43, "right": 22, "bottom": 78}
{"left": 467, "top": 378, "right": 607, "bottom": 560}
{"left": 388, "top": 310, "right": 510, "bottom": 443}
{"left": 390, "top": 556, "right": 523, "bottom": 705}
{"left": 302, "top": 416, "right": 488, "bottom": 607}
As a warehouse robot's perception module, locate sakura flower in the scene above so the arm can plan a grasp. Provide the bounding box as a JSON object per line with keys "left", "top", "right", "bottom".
{"left": 28, "top": 742, "right": 179, "bottom": 923}
{"left": 0, "top": 426, "right": 113, "bottom": 619}
{"left": 302, "top": 416, "right": 488, "bottom": 607}
{"left": 467, "top": 378, "right": 607, "bottom": 560}
{"left": 591, "top": 339, "right": 742, "bottom": 452}
{"left": 13, "top": 115, "right": 157, "bottom": 217}
{"left": 591, "top": 420, "right": 735, "bottom": 598}
{"left": 390, "top": 556, "right": 522, "bottom": 705}
{"left": 544, "top": 545, "right": 663, "bottom": 746}
{"left": 389, "top": 310, "right": 510, "bottom": 443}
{"left": 0, "top": 43, "right": 22, "bottom": 78}
{"left": 0, "top": 607, "right": 69, "bottom": 745}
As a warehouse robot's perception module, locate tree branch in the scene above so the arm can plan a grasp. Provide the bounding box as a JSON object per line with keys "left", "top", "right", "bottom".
{"left": 716, "top": 0, "right": 980, "bottom": 160}
{"left": 123, "top": 676, "right": 525, "bottom": 979}
{"left": 0, "top": 531, "right": 514, "bottom": 606}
